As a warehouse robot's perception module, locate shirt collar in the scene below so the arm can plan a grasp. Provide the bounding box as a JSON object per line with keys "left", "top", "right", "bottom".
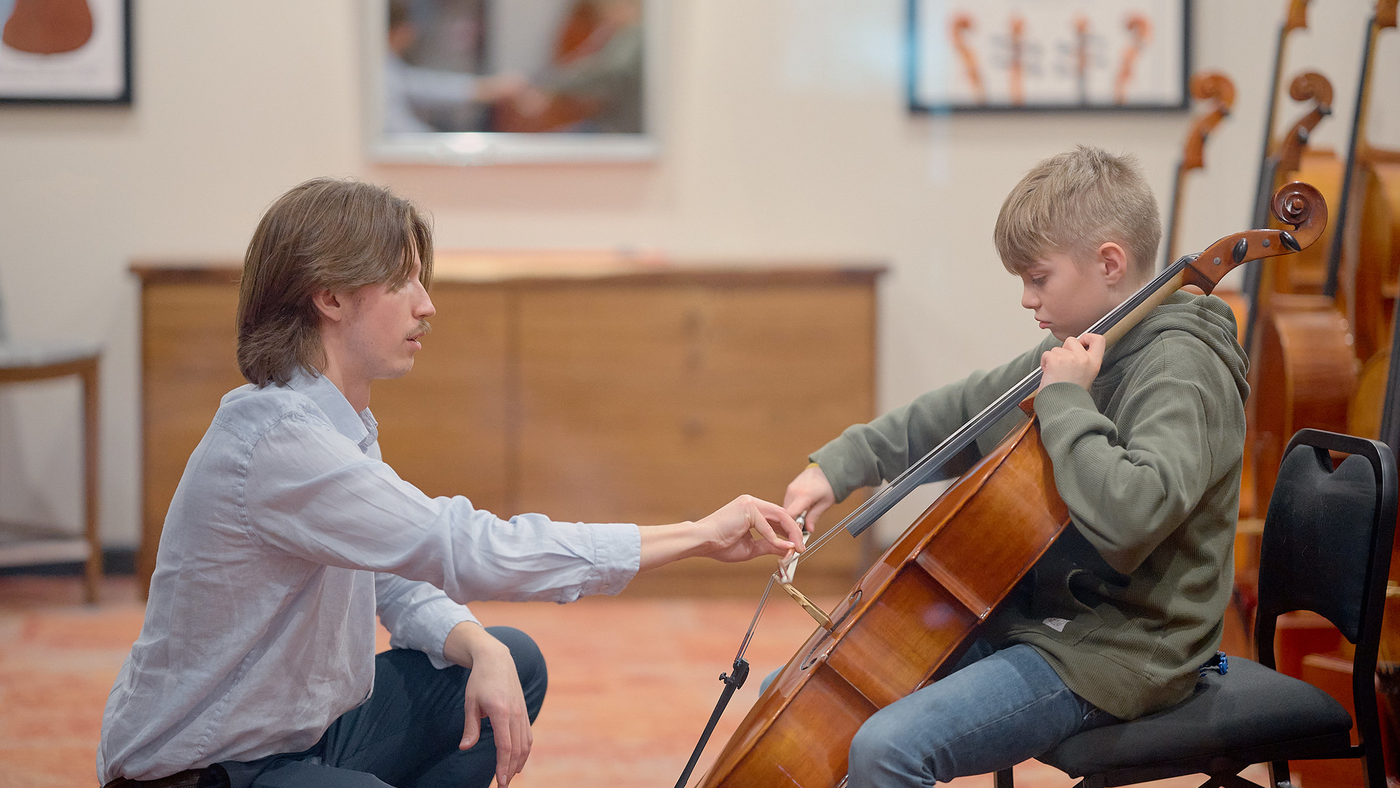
{"left": 285, "top": 368, "right": 379, "bottom": 454}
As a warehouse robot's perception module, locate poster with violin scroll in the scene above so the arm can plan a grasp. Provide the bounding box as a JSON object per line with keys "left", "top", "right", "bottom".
{"left": 0, "top": 0, "right": 130, "bottom": 103}
{"left": 908, "top": 0, "right": 1189, "bottom": 112}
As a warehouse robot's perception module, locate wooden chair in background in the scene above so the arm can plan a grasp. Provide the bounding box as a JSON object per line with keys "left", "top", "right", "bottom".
{"left": 0, "top": 290, "right": 102, "bottom": 603}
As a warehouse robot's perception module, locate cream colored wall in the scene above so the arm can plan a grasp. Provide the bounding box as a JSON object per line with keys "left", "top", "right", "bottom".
{"left": 0, "top": 0, "right": 1395, "bottom": 547}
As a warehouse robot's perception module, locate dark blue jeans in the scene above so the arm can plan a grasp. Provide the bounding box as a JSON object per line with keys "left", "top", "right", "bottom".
{"left": 219, "top": 627, "right": 547, "bottom": 788}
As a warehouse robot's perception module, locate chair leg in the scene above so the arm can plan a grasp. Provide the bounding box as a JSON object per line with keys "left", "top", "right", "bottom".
{"left": 81, "top": 359, "right": 101, "bottom": 604}
{"left": 994, "top": 767, "right": 1015, "bottom": 788}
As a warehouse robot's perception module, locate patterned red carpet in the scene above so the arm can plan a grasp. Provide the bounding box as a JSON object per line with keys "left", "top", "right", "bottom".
{"left": 0, "top": 575, "right": 1245, "bottom": 788}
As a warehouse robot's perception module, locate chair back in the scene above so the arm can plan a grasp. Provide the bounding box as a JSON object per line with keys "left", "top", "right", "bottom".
{"left": 1253, "top": 428, "right": 1397, "bottom": 776}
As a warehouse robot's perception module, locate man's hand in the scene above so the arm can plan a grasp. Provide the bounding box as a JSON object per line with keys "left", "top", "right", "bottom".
{"left": 637, "top": 495, "right": 803, "bottom": 571}
{"left": 1038, "top": 333, "right": 1105, "bottom": 392}
{"left": 444, "top": 623, "right": 532, "bottom": 787}
{"left": 783, "top": 464, "right": 835, "bottom": 531}
{"left": 694, "top": 495, "right": 806, "bottom": 564}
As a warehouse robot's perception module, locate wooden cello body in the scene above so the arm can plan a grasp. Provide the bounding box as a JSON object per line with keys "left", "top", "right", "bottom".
{"left": 694, "top": 183, "right": 1328, "bottom": 788}
{"left": 1243, "top": 71, "right": 1357, "bottom": 515}
{"left": 1341, "top": 1, "right": 1400, "bottom": 378}
{"left": 706, "top": 414, "right": 1067, "bottom": 786}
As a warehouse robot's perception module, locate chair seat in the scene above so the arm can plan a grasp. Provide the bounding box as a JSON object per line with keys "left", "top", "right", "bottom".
{"left": 1043, "top": 657, "right": 1354, "bottom": 779}
{"left": 0, "top": 340, "right": 101, "bottom": 370}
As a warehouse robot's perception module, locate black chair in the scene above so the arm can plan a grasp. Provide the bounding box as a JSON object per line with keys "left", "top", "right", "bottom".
{"left": 994, "top": 428, "right": 1397, "bottom": 788}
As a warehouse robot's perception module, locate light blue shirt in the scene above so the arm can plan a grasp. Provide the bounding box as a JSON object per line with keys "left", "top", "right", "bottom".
{"left": 98, "top": 371, "right": 640, "bottom": 782}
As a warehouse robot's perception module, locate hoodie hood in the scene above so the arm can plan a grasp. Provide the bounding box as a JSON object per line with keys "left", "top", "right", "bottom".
{"left": 1097, "top": 291, "right": 1250, "bottom": 405}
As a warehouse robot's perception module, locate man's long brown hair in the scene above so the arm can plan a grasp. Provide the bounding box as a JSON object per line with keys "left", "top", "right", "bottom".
{"left": 236, "top": 178, "right": 434, "bottom": 386}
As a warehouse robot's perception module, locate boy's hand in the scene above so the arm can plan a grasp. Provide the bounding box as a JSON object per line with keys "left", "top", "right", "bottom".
{"left": 784, "top": 464, "right": 835, "bottom": 531}
{"left": 1038, "top": 333, "right": 1105, "bottom": 391}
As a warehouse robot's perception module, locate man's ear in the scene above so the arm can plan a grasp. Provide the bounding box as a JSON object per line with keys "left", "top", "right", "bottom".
{"left": 311, "top": 289, "right": 346, "bottom": 323}
{"left": 1097, "top": 242, "right": 1129, "bottom": 286}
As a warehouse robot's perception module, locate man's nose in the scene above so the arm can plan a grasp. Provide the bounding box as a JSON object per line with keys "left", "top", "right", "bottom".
{"left": 417, "top": 290, "right": 436, "bottom": 319}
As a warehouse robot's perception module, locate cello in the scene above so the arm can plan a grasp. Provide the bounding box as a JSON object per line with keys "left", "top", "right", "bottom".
{"left": 1238, "top": 72, "right": 1354, "bottom": 519}
{"left": 1249, "top": 0, "right": 1400, "bottom": 519}
{"left": 1163, "top": 72, "right": 1237, "bottom": 272}
{"left": 680, "top": 182, "right": 1328, "bottom": 788}
{"left": 1241, "top": 71, "right": 1340, "bottom": 354}
{"left": 1340, "top": 0, "right": 1400, "bottom": 377}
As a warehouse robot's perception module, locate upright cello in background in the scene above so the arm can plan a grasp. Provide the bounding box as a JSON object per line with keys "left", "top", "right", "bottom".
{"left": 1245, "top": 70, "right": 1357, "bottom": 518}
{"left": 1340, "top": 0, "right": 1400, "bottom": 411}
{"left": 1241, "top": 71, "right": 1343, "bottom": 354}
{"left": 1253, "top": 0, "right": 1400, "bottom": 512}
{"left": 1230, "top": 71, "right": 1352, "bottom": 530}
{"left": 1163, "top": 72, "right": 1238, "bottom": 273}
{"left": 682, "top": 184, "right": 1327, "bottom": 788}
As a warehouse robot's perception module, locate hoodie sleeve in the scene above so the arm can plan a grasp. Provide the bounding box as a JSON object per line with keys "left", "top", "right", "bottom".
{"left": 1032, "top": 336, "right": 1227, "bottom": 575}
{"left": 811, "top": 339, "right": 1051, "bottom": 502}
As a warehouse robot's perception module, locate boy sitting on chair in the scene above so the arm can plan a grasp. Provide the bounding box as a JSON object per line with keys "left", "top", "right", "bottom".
{"left": 784, "top": 146, "right": 1249, "bottom": 788}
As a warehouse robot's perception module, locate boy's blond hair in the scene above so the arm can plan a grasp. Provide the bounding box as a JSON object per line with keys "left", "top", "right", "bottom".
{"left": 994, "top": 146, "right": 1161, "bottom": 282}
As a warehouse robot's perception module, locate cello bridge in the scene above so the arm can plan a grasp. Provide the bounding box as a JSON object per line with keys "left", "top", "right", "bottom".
{"left": 780, "top": 581, "right": 833, "bottom": 630}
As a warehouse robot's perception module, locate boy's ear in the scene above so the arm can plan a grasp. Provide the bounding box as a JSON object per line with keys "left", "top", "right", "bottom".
{"left": 1097, "top": 242, "right": 1129, "bottom": 286}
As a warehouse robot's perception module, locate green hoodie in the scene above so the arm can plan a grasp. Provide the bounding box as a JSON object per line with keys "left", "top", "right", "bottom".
{"left": 810, "top": 292, "right": 1249, "bottom": 720}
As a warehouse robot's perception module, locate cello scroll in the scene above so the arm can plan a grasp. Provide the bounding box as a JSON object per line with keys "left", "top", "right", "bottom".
{"left": 1277, "top": 73, "right": 1334, "bottom": 174}
{"left": 1185, "top": 181, "right": 1327, "bottom": 293}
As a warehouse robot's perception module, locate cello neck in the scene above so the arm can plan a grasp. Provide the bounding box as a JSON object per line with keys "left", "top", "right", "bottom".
{"left": 1165, "top": 72, "right": 1236, "bottom": 269}
{"left": 1255, "top": 0, "right": 1311, "bottom": 213}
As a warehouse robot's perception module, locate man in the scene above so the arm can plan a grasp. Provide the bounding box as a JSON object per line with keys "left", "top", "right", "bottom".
{"left": 99, "top": 178, "right": 803, "bottom": 788}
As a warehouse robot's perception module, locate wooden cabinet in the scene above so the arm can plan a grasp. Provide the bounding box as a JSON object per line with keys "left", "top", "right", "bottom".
{"left": 134, "top": 256, "right": 883, "bottom": 596}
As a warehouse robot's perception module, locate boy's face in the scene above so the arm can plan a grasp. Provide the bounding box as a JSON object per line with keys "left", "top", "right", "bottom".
{"left": 1018, "top": 249, "right": 1120, "bottom": 341}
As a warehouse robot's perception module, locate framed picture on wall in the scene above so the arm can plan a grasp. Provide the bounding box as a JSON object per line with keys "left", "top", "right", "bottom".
{"left": 364, "top": 0, "right": 662, "bottom": 165}
{"left": 907, "top": 0, "right": 1190, "bottom": 112}
{"left": 0, "top": 0, "right": 132, "bottom": 104}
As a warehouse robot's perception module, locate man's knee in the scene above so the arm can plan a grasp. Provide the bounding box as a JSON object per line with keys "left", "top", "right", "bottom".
{"left": 485, "top": 626, "right": 547, "bottom": 719}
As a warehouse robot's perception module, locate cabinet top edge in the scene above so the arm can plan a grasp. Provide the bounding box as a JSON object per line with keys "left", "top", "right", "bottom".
{"left": 131, "top": 256, "right": 888, "bottom": 286}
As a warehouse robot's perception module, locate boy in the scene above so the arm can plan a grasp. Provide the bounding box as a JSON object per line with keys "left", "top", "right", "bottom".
{"left": 99, "top": 178, "right": 803, "bottom": 788}
{"left": 784, "top": 146, "right": 1248, "bottom": 787}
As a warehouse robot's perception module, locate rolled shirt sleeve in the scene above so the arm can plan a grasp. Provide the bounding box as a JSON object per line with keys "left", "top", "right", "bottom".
{"left": 243, "top": 411, "right": 642, "bottom": 605}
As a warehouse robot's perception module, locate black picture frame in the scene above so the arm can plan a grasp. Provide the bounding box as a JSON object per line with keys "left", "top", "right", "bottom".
{"left": 0, "top": 0, "right": 133, "bottom": 105}
{"left": 907, "top": 0, "right": 1191, "bottom": 113}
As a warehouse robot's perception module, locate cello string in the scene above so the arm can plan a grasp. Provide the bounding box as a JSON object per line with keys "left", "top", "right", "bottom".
{"left": 735, "top": 573, "right": 778, "bottom": 664}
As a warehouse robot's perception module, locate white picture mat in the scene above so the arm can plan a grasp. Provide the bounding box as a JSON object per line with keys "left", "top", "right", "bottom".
{"left": 911, "top": 0, "right": 1186, "bottom": 110}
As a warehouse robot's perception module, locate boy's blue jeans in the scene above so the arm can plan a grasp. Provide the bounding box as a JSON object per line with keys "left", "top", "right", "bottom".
{"left": 846, "top": 642, "right": 1117, "bottom": 788}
